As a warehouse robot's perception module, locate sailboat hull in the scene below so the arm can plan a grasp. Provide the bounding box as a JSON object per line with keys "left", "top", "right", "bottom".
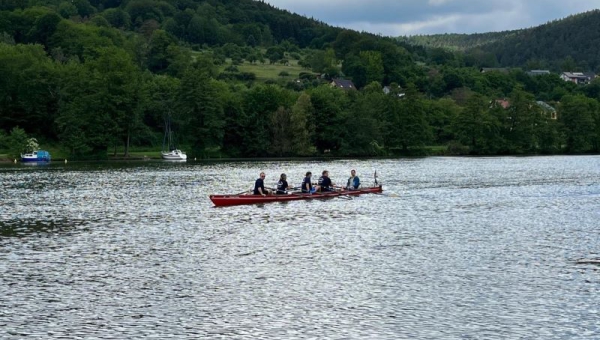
{"left": 161, "top": 150, "right": 187, "bottom": 161}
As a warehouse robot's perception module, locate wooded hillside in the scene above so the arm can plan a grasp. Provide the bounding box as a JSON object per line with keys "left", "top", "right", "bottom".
{"left": 399, "top": 31, "right": 519, "bottom": 51}
{"left": 402, "top": 10, "right": 600, "bottom": 72}
{"left": 1, "top": 1, "right": 599, "bottom": 159}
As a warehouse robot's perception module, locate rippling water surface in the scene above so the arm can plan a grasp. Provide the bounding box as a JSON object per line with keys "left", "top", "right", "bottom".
{"left": 1, "top": 156, "right": 599, "bottom": 339}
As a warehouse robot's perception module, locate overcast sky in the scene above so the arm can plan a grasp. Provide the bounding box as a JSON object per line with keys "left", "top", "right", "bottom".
{"left": 264, "top": 0, "right": 600, "bottom": 36}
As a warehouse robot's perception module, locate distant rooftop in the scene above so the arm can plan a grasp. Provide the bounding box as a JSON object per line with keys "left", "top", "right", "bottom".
{"left": 527, "top": 70, "right": 550, "bottom": 76}
{"left": 331, "top": 78, "right": 356, "bottom": 90}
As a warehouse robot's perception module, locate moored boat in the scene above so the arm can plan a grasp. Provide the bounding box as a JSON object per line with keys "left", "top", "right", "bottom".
{"left": 161, "top": 115, "right": 186, "bottom": 161}
{"left": 210, "top": 185, "right": 383, "bottom": 207}
{"left": 161, "top": 149, "right": 187, "bottom": 161}
{"left": 21, "top": 150, "right": 51, "bottom": 163}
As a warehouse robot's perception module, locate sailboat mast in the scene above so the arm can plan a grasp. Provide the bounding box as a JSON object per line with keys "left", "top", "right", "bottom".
{"left": 163, "top": 116, "right": 170, "bottom": 152}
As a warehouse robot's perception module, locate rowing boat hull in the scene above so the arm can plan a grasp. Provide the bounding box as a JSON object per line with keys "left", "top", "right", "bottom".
{"left": 210, "top": 185, "right": 383, "bottom": 207}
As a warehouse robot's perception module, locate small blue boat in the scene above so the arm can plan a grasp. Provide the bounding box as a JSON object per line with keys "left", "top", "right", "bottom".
{"left": 21, "top": 150, "right": 51, "bottom": 163}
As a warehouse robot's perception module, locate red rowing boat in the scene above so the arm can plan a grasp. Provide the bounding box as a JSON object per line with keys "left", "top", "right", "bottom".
{"left": 209, "top": 185, "right": 383, "bottom": 207}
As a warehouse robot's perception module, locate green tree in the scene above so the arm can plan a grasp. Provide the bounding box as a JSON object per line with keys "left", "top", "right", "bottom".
{"left": 101, "top": 8, "right": 131, "bottom": 29}
{"left": 559, "top": 94, "right": 598, "bottom": 153}
{"left": 290, "top": 92, "right": 316, "bottom": 156}
{"left": 306, "top": 48, "right": 336, "bottom": 75}
{"left": 241, "top": 85, "right": 293, "bottom": 156}
{"left": 341, "top": 53, "right": 366, "bottom": 88}
{"left": 141, "top": 74, "right": 180, "bottom": 149}
{"left": 560, "top": 56, "right": 578, "bottom": 72}
{"left": 178, "top": 67, "right": 225, "bottom": 156}
{"left": 147, "top": 29, "right": 175, "bottom": 73}
{"left": 58, "top": 2, "right": 78, "bottom": 19}
{"left": 452, "top": 93, "right": 499, "bottom": 154}
{"left": 307, "top": 85, "right": 347, "bottom": 153}
{"left": 332, "top": 30, "right": 361, "bottom": 59}
{"left": 359, "top": 50, "right": 384, "bottom": 85}
{"left": 340, "top": 82, "right": 385, "bottom": 156}
{"left": 57, "top": 47, "right": 143, "bottom": 159}
{"left": 125, "top": 0, "right": 166, "bottom": 26}
{"left": 6, "top": 127, "right": 28, "bottom": 159}
{"left": 49, "top": 20, "right": 122, "bottom": 61}
{"left": 27, "top": 12, "right": 62, "bottom": 48}
{"left": 394, "top": 84, "right": 432, "bottom": 152}
{"left": 219, "top": 84, "right": 246, "bottom": 157}
{"left": 246, "top": 34, "right": 256, "bottom": 47}
{"left": 270, "top": 106, "right": 293, "bottom": 156}
{"left": 265, "top": 45, "right": 284, "bottom": 63}
{"left": 186, "top": 15, "right": 204, "bottom": 44}
{"left": 537, "top": 117, "right": 562, "bottom": 154}
{"left": 502, "top": 87, "right": 539, "bottom": 153}
{"left": 72, "top": 0, "right": 96, "bottom": 17}
{"left": 426, "top": 98, "right": 460, "bottom": 145}
{"left": 0, "top": 43, "right": 59, "bottom": 141}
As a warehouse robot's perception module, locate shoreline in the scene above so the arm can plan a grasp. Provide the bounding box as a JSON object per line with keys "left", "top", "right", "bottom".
{"left": 1, "top": 153, "right": 598, "bottom": 164}
{"left": 0, "top": 155, "right": 374, "bottom": 163}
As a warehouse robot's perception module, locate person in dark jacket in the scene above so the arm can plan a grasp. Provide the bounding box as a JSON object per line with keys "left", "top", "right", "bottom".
{"left": 317, "top": 170, "right": 335, "bottom": 192}
{"left": 253, "top": 172, "right": 270, "bottom": 196}
{"left": 276, "top": 173, "right": 291, "bottom": 194}
{"left": 301, "top": 171, "right": 318, "bottom": 193}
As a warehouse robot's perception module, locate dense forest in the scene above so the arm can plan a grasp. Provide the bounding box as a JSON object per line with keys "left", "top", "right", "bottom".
{"left": 1, "top": 0, "right": 599, "bottom": 160}
{"left": 403, "top": 10, "right": 600, "bottom": 72}
{"left": 399, "top": 31, "right": 520, "bottom": 51}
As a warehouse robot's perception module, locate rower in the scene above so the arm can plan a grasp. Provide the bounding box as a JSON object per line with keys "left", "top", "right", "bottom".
{"left": 253, "top": 172, "right": 270, "bottom": 196}
{"left": 346, "top": 169, "right": 360, "bottom": 190}
{"left": 317, "top": 170, "right": 335, "bottom": 192}
{"left": 276, "top": 173, "right": 291, "bottom": 194}
{"left": 302, "top": 171, "right": 318, "bottom": 193}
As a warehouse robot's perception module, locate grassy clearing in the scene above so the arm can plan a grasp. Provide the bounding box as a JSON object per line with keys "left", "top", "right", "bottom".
{"left": 219, "top": 57, "right": 311, "bottom": 82}
{"left": 190, "top": 51, "right": 318, "bottom": 82}
{"left": 236, "top": 60, "right": 306, "bottom": 81}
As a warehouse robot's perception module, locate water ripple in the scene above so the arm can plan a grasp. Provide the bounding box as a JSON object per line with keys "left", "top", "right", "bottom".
{"left": 1, "top": 156, "right": 599, "bottom": 339}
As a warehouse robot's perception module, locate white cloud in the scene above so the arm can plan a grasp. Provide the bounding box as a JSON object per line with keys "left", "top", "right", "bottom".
{"left": 428, "top": 0, "right": 453, "bottom": 6}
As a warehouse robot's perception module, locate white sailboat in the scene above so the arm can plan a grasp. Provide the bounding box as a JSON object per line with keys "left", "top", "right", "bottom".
{"left": 161, "top": 117, "right": 187, "bottom": 161}
{"left": 161, "top": 148, "right": 187, "bottom": 161}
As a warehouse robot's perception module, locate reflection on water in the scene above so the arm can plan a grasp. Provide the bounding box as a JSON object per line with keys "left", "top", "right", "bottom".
{"left": 0, "top": 219, "right": 87, "bottom": 238}
{"left": 1, "top": 156, "right": 599, "bottom": 339}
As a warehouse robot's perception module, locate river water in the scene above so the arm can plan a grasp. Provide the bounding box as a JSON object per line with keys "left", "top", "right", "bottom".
{"left": 0, "top": 156, "right": 599, "bottom": 339}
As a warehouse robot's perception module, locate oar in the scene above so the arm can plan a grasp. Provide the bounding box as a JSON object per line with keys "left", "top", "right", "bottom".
{"left": 236, "top": 188, "right": 253, "bottom": 195}
{"left": 336, "top": 186, "right": 354, "bottom": 199}
{"left": 288, "top": 187, "right": 303, "bottom": 194}
{"left": 268, "top": 187, "right": 290, "bottom": 192}
{"left": 269, "top": 187, "right": 299, "bottom": 194}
